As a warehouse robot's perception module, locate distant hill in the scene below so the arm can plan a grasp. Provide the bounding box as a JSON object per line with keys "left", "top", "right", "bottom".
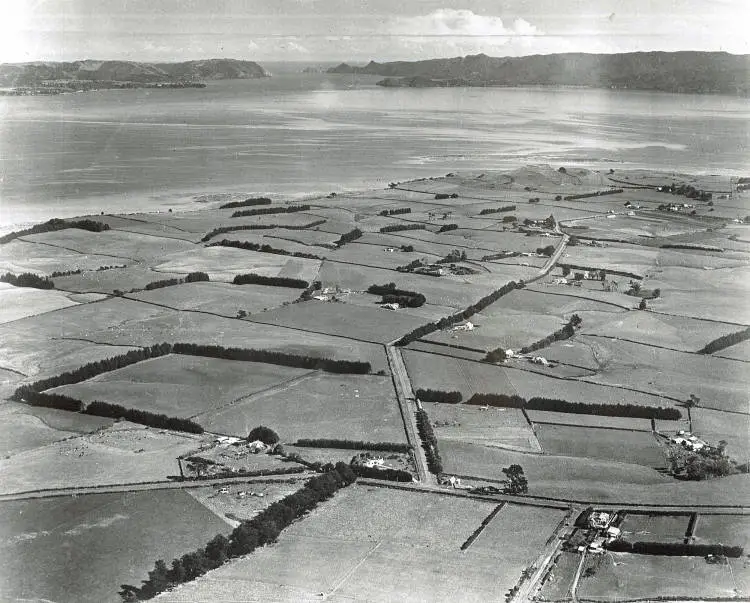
{"left": 0, "top": 58, "right": 269, "bottom": 87}
{"left": 328, "top": 52, "right": 749, "bottom": 95}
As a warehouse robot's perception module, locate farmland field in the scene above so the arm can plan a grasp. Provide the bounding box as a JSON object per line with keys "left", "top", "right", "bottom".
{"left": 527, "top": 410, "right": 652, "bottom": 431}
{"left": 250, "top": 298, "right": 426, "bottom": 344}
{"left": 0, "top": 422, "right": 204, "bottom": 494}
{"left": 426, "top": 402, "right": 540, "bottom": 452}
{"left": 618, "top": 512, "right": 691, "bottom": 542}
{"left": 52, "top": 264, "right": 185, "bottom": 294}
{"left": 0, "top": 239, "right": 127, "bottom": 275}
{"left": 690, "top": 407, "right": 750, "bottom": 459}
{"left": 0, "top": 282, "right": 82, "bottom": 324}
{"left": 0, "top": 489, "right": 231, "bottom": 603}
{"left": 692, "top": 514, "right": 750, "bottom": 549}
{"left": 129, "top": 281, "right": 301, "bottom": 316}
{"left": 50, "top": 354, "right": 311, "bottom": 418}
{"left": 534, "top": 424, "right": 666, "bottom": 467}
{"left": 576, "top": 552, "right": 738, "bottom": 601}
{"left": 201, "top": 373, "right": 407, "bottom": 443}
{"left": 159, "top": 485, "right": 559, "bottom": 602}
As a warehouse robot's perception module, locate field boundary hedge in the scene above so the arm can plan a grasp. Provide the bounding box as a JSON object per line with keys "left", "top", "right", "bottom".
{"left": 519, "top": 314, "right": 581, "bottom": 354}
{"left": 218, "top": 197, "right": 272, "bottom": 209}
{"left": 232, "top": 273, "right": 309, "bottom": 288}
{"left": 231, "top": 204, "right": 310, "bottom": 218}
{"left": 563, "top": 189, "right": 623, "bottom": 200}
{"left": 379, "top": 208, "right": 411, "bottom": 216}
{"left": 379, "top": 224, "right": 426, "bottom": 233}
{"left": 210, "top": 238, "right": 324, "bottom": 261}
{"left": 0, "top": 272, "right": 54, "bottom": 289}
{"left": 415, "top": 407, "right": 442, "bottom": 474}
{"left": 84, "top": 401, "right": 203, "bottom": 433}
{"left": 126, "top": 465, "right": 357, "bottom": 600}
{"left": 697, "top": 327, "right": 750, "bottom": 355}
{"left": 479, "top": 205, "right": 516, "bottom": 215}
{"left": 200, "top": 220, "right": 326, "bottom": 242}
{"left": 460, "top": 503, "right": 504, "bottom": 550}
{"left": 293, "top": 439, "right": 411, "bottom": 452}
{"left": 606, "top": 540, "right": 743, "bottom": 557}
{"left": 333, "top": 228, "right": 363, "bottom": 247}
{"left": 466, "top": 393, "right": 681, "bottom": 420}
{"left": 395, "top": 281, "right": 517, "bottom": 346}
{"left": 143, "top": 272, "right": 209, "bottom": 291}
{"left": 415, "top": 388, "right": 462, "bottom": 404}
{"left": 351, "top": 464, "right": 413, "bottom": 482}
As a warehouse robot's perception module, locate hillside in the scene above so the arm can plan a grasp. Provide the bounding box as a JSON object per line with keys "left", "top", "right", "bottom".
{"left": 0, "top": 58, "right": 269, "bottom": 87}
{"left": 328, "top": 51, "right": 749, "bottom": 95}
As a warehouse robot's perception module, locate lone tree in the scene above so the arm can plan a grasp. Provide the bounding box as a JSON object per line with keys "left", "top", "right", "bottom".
{"left": 484, "top": 348, "right": 507, "bottom": 364}
{"left": 502, "top": 464, "right": 528, "bottom": 495}
{"left": 247, "top": 426, "right": 279, "bottom": 445}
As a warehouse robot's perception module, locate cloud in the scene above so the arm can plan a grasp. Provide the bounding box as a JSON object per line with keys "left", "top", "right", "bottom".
{"left": 384, "top": 9, "right": 544, "bottom": 58}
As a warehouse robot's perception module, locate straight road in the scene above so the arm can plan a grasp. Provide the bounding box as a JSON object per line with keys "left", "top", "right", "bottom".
{"left": 386, "top": 343, "right": 434, "bottom": 484}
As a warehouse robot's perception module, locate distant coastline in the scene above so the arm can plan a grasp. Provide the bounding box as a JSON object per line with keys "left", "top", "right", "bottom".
{"left": 328, "top": 51, "right": 750, "bottom": 96}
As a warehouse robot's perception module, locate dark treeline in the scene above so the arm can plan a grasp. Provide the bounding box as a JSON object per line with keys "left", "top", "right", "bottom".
{"left": 368, "top": 283, "right": 426, "bottom": 308}
{"left": 50, "top": 268, "right": 82, "bottom": 277}
{"left": 231, "top": 204, "right": 310, "bottom": 218}
{"left": 415, "top": 388, "right": 462, "bottom": 404}
{"left": 351, "top": 464, "right": 413, "bottom": 482}
{"left": 698, "top": 327, "right": 750, "bottom": 354}
{"left": 435, "top": 193, "right": 459, "bottom": 200}
{"left": 660, "top": 243, "right": 723, "bottom": 251}
{"left": 1, "top": 272, "right": 54, "bottom": 289}
{"left": 379, "top": 208, "right": 412, "bottom": 216}
{"left": 0, "top": 218, "right": 111, "bottom": 245}
{"left": 415, "top": 407, "right": 442, "bottom": 474}
{"left": 85, "top": 401, "right": 204, "bottom": 433}
{"left": 479, "top": 205, "right": 516, "bottom": 215}
{"left": 606, "top": 540, "right": 743, "bottom": 557}
{"left": 437, "top": 223, "right": 458, "bottom": 233}
{"left": 657, "top": 183, "right": 713, "bottom": 202}
{"left": 294, "top": 438, "right": 411, "bottom": 452}
{"left": 21, "top": 391, "right": 84, "bottom": 412}
{"left": 466, "top": 393, "right": 681, "bottom": 420}
{"left": 395, "top": 281, "right": 518, "bottom": 346}
{"left": 232, "top": 273, "right": 309, "bottom": 289}
{"left": 218, "top": 197, "right": 272, "bottom": 210}
{"left": 333, "top": 228, "right": 363, "bottom": 247}
{"left": 173, "top": 342, "right": 371, "bottom": 374}
{"left": 379, "top": 224, "right": 426, "bottom": 233}
{"left": 144, "top": 272, "right": 209, "bottom": 291}
{"left": 563, "top": 189, "right": 623, "bottom": 201}
{"left": 210, "top": 238, "right": 324, "bottom": 261}
{"left": 13, "top": 344, "right": 173, "bottom": 400}
{"left": 126, "top": 465, "right": 357, "bottom": 600}
{"left": 520, "top": 314, "right": 581, "bottom": 354}
{"left": 200, "top": 220, "right": 326, "bottom": 242}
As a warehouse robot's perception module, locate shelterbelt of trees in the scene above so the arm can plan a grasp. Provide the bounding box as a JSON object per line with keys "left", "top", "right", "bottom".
{"left": 606, "top": 540, "right": 743, "bottom": 558}
{"left": 466, "top": 393, "right": 681, "bottom": 420}
{"left": 231, "top": 204, "right": 310, "bottom": 218}
{"left": 200, "top": 220, "right": 326, "bottom": 242}
{"left": 211, "top": 238, "right": 324, "bottom": 261}
{"left": 416, "top": 407, "right": 443, "bottom": 474}
{"left": 218, "top": 197, "right": 272, "bottom": 210}
{"left": 122, "top": 465, "right": 357, "bottom": 600}
{"left": 368, "top": 283, "right": 426, "bottom": 308}
{"left": 293, "top": 439, "right": 411, "bottom": 452}
{"left": 698, "top": 326, "right": 750, "bottom": 354}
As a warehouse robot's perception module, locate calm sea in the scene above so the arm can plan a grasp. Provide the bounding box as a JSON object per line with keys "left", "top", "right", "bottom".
{"left": 1, "top": 63, "right": 748, "bottom": 230}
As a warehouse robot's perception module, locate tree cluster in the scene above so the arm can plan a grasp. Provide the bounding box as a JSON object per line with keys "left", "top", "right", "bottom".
{"left": 13, "top": 344, "right": 173, "bottom": 400}
{"left": 144, "top": 272, "right": 209, "bottom": 291}
{"left": 479, "top": 205, "right": 516, "bottom": 215}
{"left": 483, "top": 348, "right": 508, "bottom": 364}
{"left": 502, "top": 464, "right": 528, "bottom": 494}
{"left": 502, "top": 215, "right": 518, "bottom": 223}
{"left": 536, "top": 245, "right": 556, "bottom": 257}
{"left": 435, "top": 193, "right": 459, "bottom": 200}
{"left": 297, "top": 280, "right": 322, "bottom": 302}
{"left": 126, "top": 466, "right": 356, "bottom": 600}
{"left": 396, "top": 259, "right": 425, "bottom": 273}
{"left": 85, "top": 401, "right": 204, "bottom": 433}
{"left": 1, "top": 272, "right": 54, "bottom": 289}
{"left": 172, "top": 342, "right": 372, "bottom": 374}
{"left": 466, "top": 393, "right": 681, "bottom": 420}
{"left": 0, "top": 218, "right": 111, "bottom": 245}
{"left": 379, "top": 224, "right": 426, "bottom": 233}
{"left": 660, "top": 243, "right": 723, "bottom": 252}
{"left": 50, "top": 269, "right": 82, "bottom": 277}
{"left": 415, "top": 388, "right": 462, "bottom": 404}
{"left": 606, "top": 540, "right": 742, "bottom": 558}
{"left": 20, "top": 391, "right": 84, "bottom": 412}
{"left": 563, "top": 189, "right": 623, "bottom": 201}
{"left": 368, "top": 283, "right": 426, "bottom": 308}
{"left": 379, "top": 208, "right": 411, "bottom": 216}
{"left": 437, "top": 224, "right": 458, "bottom": 233}
{"left": 200, "top": 220, "right": 326, "bottom": 243}
{"left": 519, "top": 314, "right": 581, "bottom": 354}
{"left": 333, "top": 228, "right": 363, "bottom": 247}
{"left": 231, "top": 204, "right": 310, "bottom": 218}
{"left": 698, "top": 327, "right": 750, "bottom": 354}
{"left": 415, "top": 408, "right": 443, "bottom": 474}
{"left": 294, "top": 439, "right": 411, "bottom": 452}
{"left": 232, "top": 273, "right": 309, "bottom": 289}
{"left": 657, "top": 183, "right": 712, "bottom": 201}
{"left": 218, "top": 197, "right": 272, "bottom": 209}
{"left": 210, "top": 239, "right": 324, "bottom": 261}
{"left": 436, "top": 249, "right": 467, "bottom": 264}
{"left": 394, "top": 281, "right": 518, "bottom": 346}
{"left": 247, "top": 425, "right": 279, "bottom": 445}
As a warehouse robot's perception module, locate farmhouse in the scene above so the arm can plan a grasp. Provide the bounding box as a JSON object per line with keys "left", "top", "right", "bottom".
{"left": 452, "top": 321, "right": 475, "bottom": 332}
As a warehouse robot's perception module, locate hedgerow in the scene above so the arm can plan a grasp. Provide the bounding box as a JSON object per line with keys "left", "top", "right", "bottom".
{"left": 218, "top": 197, "right": 272, "bottom": 209}
{"left": 698, "top": 327, "right": 750, "bottom": 354}
{"left": 85, "top": 401, "right": 203, "bottom": 433}
{"left": 0, "top": 218, "right": 110, "bottom": 244}
{"left": 379, "top": 224, "right": 426, "bottom": 233}
{"left": 351, "top": 464, "right": 413, "bottom": 482}
{"left": 124, "top": 465, "right": 356, "bottom": 600}
{"left": 231, "top": 204, "right": 310, "bottom": 218}
{"left": 200, "top": 220, "right": 326, "bottom": 242}
{"left": 333, "top": 228, "right": 363, "bottom": 247}
{"left": 232, "top": 273, "right": 309, "bottom": 288}
{"left": 367, "top": 283, "right": 426, "bottom": 308}
{"left": 209, "top": 238, "right": 324, "bottom": 261}
{"left": 0, "top": 272, "right": 54, "bottom": 289}
{"left": 415, "top": 389, "right": 462, "bottom": 404}
{"left": 606, "top": 540, "right": 743, "bottom": 557}
{"left": 416, "top": 407, "right": 442, "bottom": 474}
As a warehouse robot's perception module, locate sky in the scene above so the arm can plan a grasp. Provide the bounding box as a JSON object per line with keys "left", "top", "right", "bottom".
{"left": 1, "top": 0, "right": 747, "bottom": 63}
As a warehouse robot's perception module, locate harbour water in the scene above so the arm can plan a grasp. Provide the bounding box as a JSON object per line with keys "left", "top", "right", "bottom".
{"left": 1, "top": 64, "right": 748, "bottom": 230}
